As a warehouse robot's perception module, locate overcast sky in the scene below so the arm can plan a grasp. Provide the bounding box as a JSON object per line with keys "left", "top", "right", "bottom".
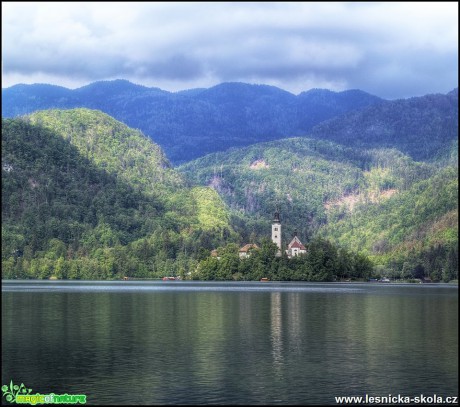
{"left": 2, "top": 2, "right": 458, "bottom": 99}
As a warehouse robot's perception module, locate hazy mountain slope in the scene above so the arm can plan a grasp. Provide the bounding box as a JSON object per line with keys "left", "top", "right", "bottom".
{"left": 2, "top": 80, "right": 383, "bottom": 164}
{"left": 2, "top": 83, "right": 77, "bottom": 117}
{"left": 296, "top": 88, "right": 384, "bottom": 130}
{"left": 308, "top": 90, "right": 458, "bottom": 161}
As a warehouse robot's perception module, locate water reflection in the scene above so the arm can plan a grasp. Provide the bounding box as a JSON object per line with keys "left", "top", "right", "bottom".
{"left": 286, "top": 293, "right": 302, "bottom": 354}
{"left": 2, "top": 281, "right": 457, "bottom": 405}
{"left": 270, "top": 292, "right": 284, "bottom": 375}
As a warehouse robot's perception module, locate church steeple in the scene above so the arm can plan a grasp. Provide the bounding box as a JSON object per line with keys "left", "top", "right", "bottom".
{"left": 271, "top": 208, "right": 282, "bottom": 256}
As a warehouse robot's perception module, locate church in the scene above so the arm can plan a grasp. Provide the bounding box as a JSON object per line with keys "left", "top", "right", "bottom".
{"left": 271, "top": 210, "right": 307, "bottom": 258}
{"left": 235, "top": 210, "right": 307, "bottom": 259}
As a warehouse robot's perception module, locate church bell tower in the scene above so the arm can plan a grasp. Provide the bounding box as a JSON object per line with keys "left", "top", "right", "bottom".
{"left": 272, "top": 209, "right": 282, "bottom": 256}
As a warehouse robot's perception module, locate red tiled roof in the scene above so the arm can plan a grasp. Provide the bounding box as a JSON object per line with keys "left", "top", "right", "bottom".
{"left": 239, "top": 243, "right": 259, "bottom": 252}
{"left": 290, "top": 241, "right": 306, "bottom": 250}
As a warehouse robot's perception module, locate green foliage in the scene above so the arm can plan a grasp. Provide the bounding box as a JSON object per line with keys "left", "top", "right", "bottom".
{"left": 180, "top": 137, "right": 457, "bottom": 281}
{"left": 321, "top": 166, "right": 458, "bottom": 280}
{"left": 189, "top": 187, "right": 231, "bottom": 231}
{"left": 2, "top": 111, "right": 235, "bottom": 279}
{"left": 26, "top": 108, "right": 184, "bottom": 195}
{"left": 2, "top": 101, "right": 457, "bottom": 282}
{"left": 193, "top": 237, "right": 372, "bottom": 282}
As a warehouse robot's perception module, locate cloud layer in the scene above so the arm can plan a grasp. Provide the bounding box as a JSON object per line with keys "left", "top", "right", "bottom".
{"left": 2, "top": 2, "right": 458, "bottom": 99}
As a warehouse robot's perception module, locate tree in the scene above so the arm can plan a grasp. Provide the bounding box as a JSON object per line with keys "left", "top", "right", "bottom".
{"left": 307, "top": 238, "right": 337, "bottom": 281}
{"left": 217, "top": 243, "right": 239, "bottom": 280}
{"left": 195, "top": 257, "right": 220, "bottom": 280}
{"left": 352, "top": 252, "right": 373, "bottom": 280}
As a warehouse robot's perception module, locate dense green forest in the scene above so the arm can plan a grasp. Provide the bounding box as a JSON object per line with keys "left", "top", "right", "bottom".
{"left": 2, "top": 82, "right": 458, "bottom": 282}
{"left": 193, "top": 238, "right": 373, "bottom": 282}
{"left": 2, "top": 110, "right": 236, "bottom": 279}
{"left": 2, "top": 109, "right": 367, "bottom": 281}
{"left": 178, "top": 87, "right": 458, "bottom": 282}
{"left": 180, "top": 137, "right": 458, "bottom": 282}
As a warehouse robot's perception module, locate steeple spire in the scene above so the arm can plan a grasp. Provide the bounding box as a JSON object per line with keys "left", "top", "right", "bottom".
{"left": 273, "top": 208, "right": 280, "bottom": 223}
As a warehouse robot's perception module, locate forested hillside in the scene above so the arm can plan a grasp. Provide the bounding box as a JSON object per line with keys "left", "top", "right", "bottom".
{"left": 320, "top": 163, "right": 458, "bottom": 281}
{"left": 2, "top": 80, "right": 383, "bottom": 163}
{"left": 179, "top": 137, "right": 458, "bottom": 281}
{"left": 2, "top": 84, "right": 457, "bottom": 282}
{"left": 2, "top": 109, "right": 236, "bottom": 279}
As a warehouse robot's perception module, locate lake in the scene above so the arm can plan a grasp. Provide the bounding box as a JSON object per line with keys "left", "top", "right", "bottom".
{"left": 2, "top": 280, "right": 458, "bottom": 405}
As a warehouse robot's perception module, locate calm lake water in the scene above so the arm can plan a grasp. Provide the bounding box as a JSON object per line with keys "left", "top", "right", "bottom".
{"left": 2, "top": 280, "right": 458, "bottom": 405}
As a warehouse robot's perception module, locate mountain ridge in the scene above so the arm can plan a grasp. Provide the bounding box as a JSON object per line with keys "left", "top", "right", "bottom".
{"left": 308, "top": 90, "right": 458, "bottom": 162}
{"left": 2, "top": 80, "right": 384, "bottom": 164}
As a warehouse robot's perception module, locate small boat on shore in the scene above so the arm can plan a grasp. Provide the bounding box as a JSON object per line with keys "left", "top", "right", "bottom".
{"left": 260, "top": 277, "right": 270, "bottom": 282}
{"left": 162, "top": 276, "right": 178, "bottom": 281}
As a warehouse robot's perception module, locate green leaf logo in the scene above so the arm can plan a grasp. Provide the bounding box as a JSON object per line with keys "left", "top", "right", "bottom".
{"left": 2, "top": 381, "right": 32, "bottom": 403}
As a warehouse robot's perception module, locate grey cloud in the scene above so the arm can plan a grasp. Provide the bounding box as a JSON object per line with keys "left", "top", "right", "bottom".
{"left": 127, "top": 54, "right": 206, "bottom": 80}
{"left": 2, "top": 2, "right": 457, "bottom": 99}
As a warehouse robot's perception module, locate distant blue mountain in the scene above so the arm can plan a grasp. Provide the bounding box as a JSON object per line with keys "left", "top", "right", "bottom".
{"left": 2, "top": 80, "right": 383, "bottom": 164}
{"left": 308, "top": 90, "right": 459, "bottom": 161}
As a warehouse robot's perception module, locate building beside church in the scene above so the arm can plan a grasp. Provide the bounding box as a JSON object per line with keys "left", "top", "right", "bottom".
{"left": 210, "top": 249, "right": 220, "bottom": 260}
{"left": 212, "top": 210, "right": 306, "bottom": 260}
{"left": 238, "top": 243, "right": 259, "bottom": 258}
{"left": 286, "top": 234, "right": 307, "bottom": 258}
